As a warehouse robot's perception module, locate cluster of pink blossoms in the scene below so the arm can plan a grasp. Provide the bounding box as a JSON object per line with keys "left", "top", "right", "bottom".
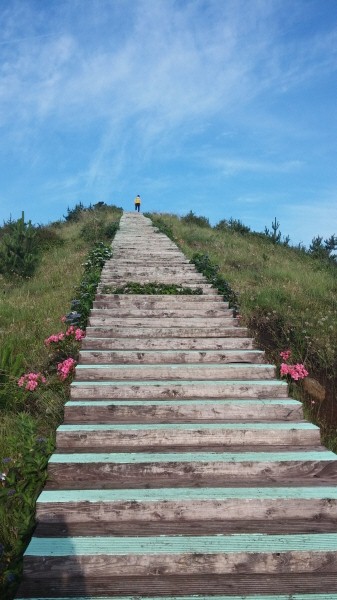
{"left": 279, "top": 349, "right": 308, "bottom": 381}
{"left": 57, "top": 358, "right": 76, "bottom": 381}
{"left": 45, "top": 326, "right": 85, "bottom": 346}
{"left": 18, "top": 372, "right": 47, "bottom": 391}
{"left": 280, "top": 350, "right": 292, "bottom": 361}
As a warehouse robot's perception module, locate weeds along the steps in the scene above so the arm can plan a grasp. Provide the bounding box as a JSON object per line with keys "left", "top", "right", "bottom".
{"left": 0, "top": 207, "right": 120, "bottom": 599}
{"left": 147, "top": 212, "right": 337, "bottom": 451}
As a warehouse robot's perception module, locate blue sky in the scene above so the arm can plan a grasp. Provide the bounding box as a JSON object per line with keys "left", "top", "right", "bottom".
{"left": 0, "top": 0, "right": 337, "bottom": 246}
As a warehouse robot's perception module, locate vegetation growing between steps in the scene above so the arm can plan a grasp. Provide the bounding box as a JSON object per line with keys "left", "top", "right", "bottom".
{"left": 0, "top": 204, "right": 121, "bottom": 599}
{"left": 100, "top": 282, "right": 203, "bottom": 295}
{"left": 146, "top": 212, "right": 337, "bottom": 451}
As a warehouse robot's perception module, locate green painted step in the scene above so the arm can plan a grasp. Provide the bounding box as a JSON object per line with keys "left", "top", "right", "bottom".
{"left": 50, "top": 450, "right": 336, "bottom": 464}
{"left": 38, "top": 486, "right": 337, "bottom": 503}
{"left": 57, "top": 422, "right": 317, "bottom": 431}
{"left": 17, "top": 593, "right": 337, "bottom": 600}
{"left": 24, "top": 533, "right": 337, "bottom": 555}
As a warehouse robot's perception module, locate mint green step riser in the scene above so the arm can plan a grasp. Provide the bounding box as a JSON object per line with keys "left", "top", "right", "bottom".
{"left": 74, "top": 365, "right": 276, "bottom": 381}
{"left": 78, "top": 349, "right": 265, "bottom": 365}
{"left": 81, "top": 337, "right": 255, "bottom": 350}
{"left": 70, "top": 381, "right": 288, "bottom": 400}
{"left": 36, "top": 497, "right": 337, "bottom": 525}
{"left": 13, "top": 586, "right": 337, "bottom": 600}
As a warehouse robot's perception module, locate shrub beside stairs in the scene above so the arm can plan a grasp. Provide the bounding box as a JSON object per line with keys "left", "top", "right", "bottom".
{"left": 17, "top": 212, "right": 337, "bottom": 599}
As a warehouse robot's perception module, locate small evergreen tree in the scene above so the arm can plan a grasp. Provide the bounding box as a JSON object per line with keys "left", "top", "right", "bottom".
{"left": 0, "top": 212, "right": 40, "bottom": 278}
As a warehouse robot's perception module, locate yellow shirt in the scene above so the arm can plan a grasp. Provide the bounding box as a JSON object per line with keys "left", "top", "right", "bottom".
{"left": 135, "top": 196, "right": 141, "bottom": 204}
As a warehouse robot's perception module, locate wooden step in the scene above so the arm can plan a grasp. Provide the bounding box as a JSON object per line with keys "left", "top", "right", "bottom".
{"left": 81, "top": 337, "right": 255, "bottom": 351}
{"left": 74, "top": 363, "right": 276, "bottom": 381}
{"left": 63, "top": 399, "right": 304, "bottom": 424}
{"left": 78, "top": 349, "right": 265, "bottom": 365}
{"left": 94, "top": 294, "right": 226, "bottom": 304}
{"left": 89, "top": 307, "right": 232, "bottom": 318}
{"left": 35, "top": 486, "right": 337, "bottom": 535}
{"left": 70, "top": 379, "right": 288, "bottom": 400}
{"left": 46, "top": 449, "right": 337, "bottom": 489}
{"left": 84, "top": 326, "right": 249, "bottom": 338}
{"left": 88, "top": 316, "right": 237, "bottom": 328}
{"left": 55, "top": 422, "right": 321, "bottom": 452}
{"left": 17, "top": 574, "right": 337, "bottom": 597}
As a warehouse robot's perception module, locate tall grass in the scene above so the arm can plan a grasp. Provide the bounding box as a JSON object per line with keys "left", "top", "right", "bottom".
{"left": 0, "top": 207, "right": 121, "bottom": 598}
{"left": 150, "top": 212, "right": 337, "bottom": 448}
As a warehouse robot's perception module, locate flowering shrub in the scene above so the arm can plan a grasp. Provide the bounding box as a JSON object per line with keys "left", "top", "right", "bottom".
{"left": 279, "top": 349, "right": 308, "bottom": 381}
{"left": 44, "top": 325, "right": 85, "bottom": 346}
{"left": 57, "top": 357, "right": 76, "bottom": 381}
{"left": 17, "top": 372, "right": 47, "bottom": 392}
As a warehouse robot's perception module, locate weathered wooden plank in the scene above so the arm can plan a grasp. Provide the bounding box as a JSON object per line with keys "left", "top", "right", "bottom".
{"left": 78, "top": 349, "right": 265, "bottom": 365}
{"left": 89, "top": 308, "right": 232, "bottom": 318}
{"left": 16, "top": 573, "right": 337, "bottom": 597}
{"left": 74, "top": 363, "right": 276, "bottom": 382}
{"left": 55, "top": 422, "right": 320, "bottom": 451}
{"left": 63, "top": 398, "right": 304, "bottom": 424}
{"left": 85, "top": 326, "right": 248, "bottom": 338}
{"left": 88, "top": 317, "right": 238, "bottom": 328}
{"left": 93, "top": 294, "right": 225, "bottom": 303}
{"left": 81, "top": 337, "right": 255, "bottom": 350}
{"left": 70, "top": 379, "right": 288, "bottom": 400}
{"left": 47, "top": 451, "right": 337, "bottom": 489}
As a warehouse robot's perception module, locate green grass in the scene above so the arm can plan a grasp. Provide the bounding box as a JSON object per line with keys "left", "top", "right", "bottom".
{"left": 149, "top": 212, "right": 337, "bottom": 448}
{"left": 0, "top": 207, "right": 121, "bottom": 598}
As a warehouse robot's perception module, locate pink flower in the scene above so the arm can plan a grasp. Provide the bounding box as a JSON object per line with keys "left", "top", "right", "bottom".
{"left": 74, "top": 328, "right": 85, "bottom": 341}
{"left": 280, "top": 362, "right": 308, "bottom": 381}
{"left": 57, "top": 357, "right": 76, "bottom": 381}
{"left": 280, "top": 350, "right": 292, "bottom": 362}
{"left": 280, "top": 363, "right": 290, "bottom": 376}
{"left": 44, "top": 332, "right": 65, "bottom": 345}
{"left": 17, "top": 372, "right": 47, "bottom": 391}
{"left": 61, "top": 315, "right": 67, "bottom": 323}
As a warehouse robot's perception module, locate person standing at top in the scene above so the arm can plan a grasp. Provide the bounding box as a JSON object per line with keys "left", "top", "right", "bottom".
{"left": 134, "top": 195, "right": 141, "bottom": 212}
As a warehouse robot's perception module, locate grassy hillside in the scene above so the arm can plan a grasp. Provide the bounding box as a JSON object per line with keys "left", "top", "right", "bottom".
{"left": 148, "top": 212, "right": 337, "bottom": 447}
{"left": 0, "top": 204, "right": 122, "bottom": 598}
{"left": 0, "top": 205, "right": 336, "bottom": 597}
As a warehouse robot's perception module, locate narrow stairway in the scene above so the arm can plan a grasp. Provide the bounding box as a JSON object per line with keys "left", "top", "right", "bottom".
{"left": 17, "top": 212, "right": 337, "bottom": 599}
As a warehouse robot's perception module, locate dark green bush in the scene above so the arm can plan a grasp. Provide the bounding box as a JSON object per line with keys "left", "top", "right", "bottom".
{"left": 0, "top": 213, "right": 40, "bottom": 278}
{"left": 64, "top": 202, "right": 86, "bottom": 222}
{"left": 181, "top": 211, "right": 210, "bottom": 228}
{"left": 34, "top": 226, "right": 64, "bottom": 251}
{"left": 80, "top": 219, "right": 119, "bottom": 244}
{"left": 215, "top": 218, "right": 251, "bottom": 235}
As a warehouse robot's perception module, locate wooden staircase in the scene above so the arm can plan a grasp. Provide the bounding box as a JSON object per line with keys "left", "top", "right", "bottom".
{"left": 17, "top": 212, "right": 337, "bottom": 599}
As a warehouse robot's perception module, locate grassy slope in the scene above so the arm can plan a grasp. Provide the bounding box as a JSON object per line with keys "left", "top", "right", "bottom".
{"left": 150, "top": 213, "right": 337, "bottom": 445}
{"left": 0, "top": 208, "right": 121, "bottom": 598}
{"left": 1, "top": 207, "right": 336, "bottom": 596}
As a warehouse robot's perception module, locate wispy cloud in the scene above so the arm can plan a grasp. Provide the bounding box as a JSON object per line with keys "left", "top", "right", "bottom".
{"left": 0, "top": 0, "right": 336, "bottom": 236}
